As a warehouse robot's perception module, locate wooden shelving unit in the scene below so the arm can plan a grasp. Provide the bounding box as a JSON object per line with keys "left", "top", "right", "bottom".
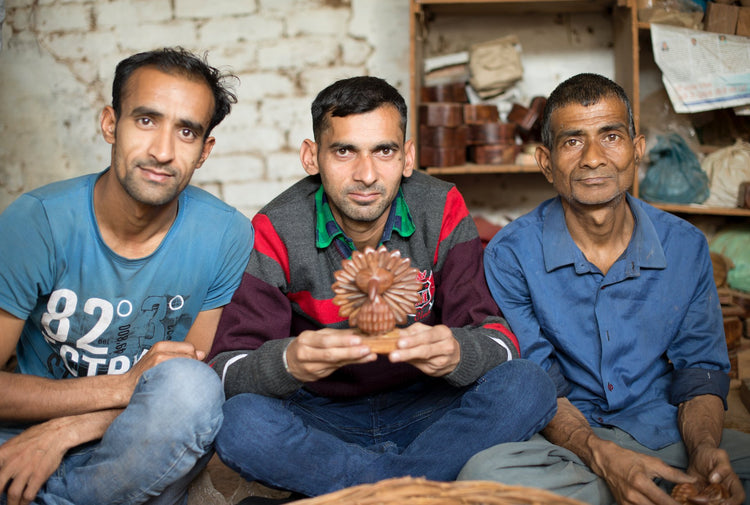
{"left": 409, "top": 0, "right": 750, "bottom": 220}
{"left": 409, "top": 0, "right": 637, "bottom": 197}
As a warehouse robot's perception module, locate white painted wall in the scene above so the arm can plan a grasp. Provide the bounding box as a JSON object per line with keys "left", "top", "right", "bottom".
{"left": 0, "top": 0, "right": 411, "bottom": 216}
{"left": 0, "top": 0, "right": 615, "bottom": 221}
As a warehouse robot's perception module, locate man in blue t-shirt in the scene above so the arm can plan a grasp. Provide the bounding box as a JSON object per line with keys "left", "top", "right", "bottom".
{"left": 459, "top": 73, "right": 749, "bottom": 505}
{"left": 0, "top": 48, "right": 253, "bottom": 505}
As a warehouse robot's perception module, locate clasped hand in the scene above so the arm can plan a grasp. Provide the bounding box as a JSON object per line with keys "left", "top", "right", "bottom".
{"left": 285, "top": 323, "right": 460, "bottom": 383}
{"left": 688, "top": 444, "right": 745, "bottom": 505}
{"left": 123, "top": 340, "right": 204, "bottom": 395}
{"left": 0, "top": 340, "right": 203, "bottom": 505}
{"left": 0, "top": 421, "right": 69, "bottom": 505}
{"left": 595, "top": 440, "right": 744, "bottom": 505}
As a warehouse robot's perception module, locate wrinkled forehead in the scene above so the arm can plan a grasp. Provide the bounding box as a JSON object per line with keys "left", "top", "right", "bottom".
{"left": 550, "top": 97, "right": 629, "bottom": 128}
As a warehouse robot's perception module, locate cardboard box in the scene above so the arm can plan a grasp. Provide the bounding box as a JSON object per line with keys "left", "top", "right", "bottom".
{"left": 705, "top": 1, "right": 740, "bottom": 34}
{"left": 729, "top": 349, "right": 739, "bottom": 379}
{"left": 737, "top": 6, "right": 750, "bottom": 37}
{"left": 741, "top": 379, "right": 750, "bottom": 414}
{"left": 725, "top": 315, "right": 743, "bottom": 351}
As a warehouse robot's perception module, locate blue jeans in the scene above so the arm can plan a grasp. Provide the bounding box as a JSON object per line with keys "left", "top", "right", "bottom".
{"left": 215, "top": 359, "right": 557, "bottom": 497}
{"left": 0, "top": 358, "right": 224, "bottom": 505}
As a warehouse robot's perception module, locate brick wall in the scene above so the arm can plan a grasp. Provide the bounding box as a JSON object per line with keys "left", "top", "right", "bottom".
{"left": 0, "top": 0, "right": 410, "bottom": 217}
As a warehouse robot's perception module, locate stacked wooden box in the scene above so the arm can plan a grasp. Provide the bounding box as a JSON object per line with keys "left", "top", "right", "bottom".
{"left": 465, "top": 105, "right": 517, "bottom": 165}
{"left": 507, "top": 96, "right": 546, "bottom": 144}
{"left": 720, "top": 289, "right": 749, "bottom": 380}
{"left": 713, "top": 252, "right": 749, "bottom": 379}
{"left": 418, "top": 83, "right": 469, "bottom": 168}
{"left": 418, "top": 82, "right": 519, "bottom": 168}
{"left": 704, "top": 1, "right": 750, "bottom": 37}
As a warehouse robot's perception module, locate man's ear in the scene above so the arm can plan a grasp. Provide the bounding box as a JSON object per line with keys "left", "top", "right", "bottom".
{"left": 633, "top": 134, "right": 646, "bottom": 167}
{"left": 100, "top": 106, "right": 116, "bottom": 145}
{"left": 194, "top": 136, "right": 216, "bottom": 169}
{"left": 535, "top": 145, "right": 554, "bottom": 184}
{"left": 402, "top": 139, "right": 415, "bottom": 178}
{"left": 300, "top": 139, "right": 320, "bottom": 176}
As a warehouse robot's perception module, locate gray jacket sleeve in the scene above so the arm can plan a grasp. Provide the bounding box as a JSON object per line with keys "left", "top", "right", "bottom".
{"left": 443, "top": 320, "right": 514, "bottom": 387}
{"left": 209, "top": 337, "right": 302, "bottom": 399}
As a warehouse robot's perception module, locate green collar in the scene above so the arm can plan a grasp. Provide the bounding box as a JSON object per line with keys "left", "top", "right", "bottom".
{"left": 314, "top": 185, "right": 415, "bottom": 253}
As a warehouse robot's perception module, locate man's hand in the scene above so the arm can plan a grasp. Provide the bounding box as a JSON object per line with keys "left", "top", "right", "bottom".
{"left": 545, "top": 399, "right": 696, "bottom": 505}
{"left": 679, "top": 395, "right": 744, "bottom": 505}
{"left": 123, "top": 340, "right": 203, "bottom": 397}
{"left": 285, "top": 328, "right": 377, "bottom": 382}
{"left": 0, "top": 420, "right": 71, "bottom": 505}
{"left": 387, "top": 323, "right": 460, "bottom": 377}
{"left": 589, "top": 438, "right": 695, "bottom": 505}
{"left": 688, "top": 443, "right": 745, "bottom": 505}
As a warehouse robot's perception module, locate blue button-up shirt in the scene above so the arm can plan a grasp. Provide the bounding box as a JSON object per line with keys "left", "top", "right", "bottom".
{"left": 484, "top": 195, "right": 730, "bottom": 449}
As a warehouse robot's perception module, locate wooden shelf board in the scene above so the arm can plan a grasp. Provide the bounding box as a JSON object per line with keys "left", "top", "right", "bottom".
{"left": 414, "top": 0, "right": 615, "bottom": 14}
{"left": 650, "top": 203, "right": 750, "bottom": 217}
{"left": 424, "top": 164, "right": 542, "bottom": 175}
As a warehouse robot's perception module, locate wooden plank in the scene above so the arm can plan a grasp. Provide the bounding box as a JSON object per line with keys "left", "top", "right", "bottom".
{"left": 425, "top": 163, "right": 542, "bottom": 174}
{"left": 649, "top": 203, "right": 750, "bottom": 217}
{"left": 741, "top": 379, "right": 750, "bottom": 415}
{"left": 410, "top": 1, "right": 424, "bottom": 144}
{"left": 415, "top": 0, "right": 615, "bottom": 14}
{"left": 613, "top": 4, "right": 640, "bottom": 197}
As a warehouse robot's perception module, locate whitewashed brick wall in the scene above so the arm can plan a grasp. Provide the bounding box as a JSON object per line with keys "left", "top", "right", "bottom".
{"left": 0, "top": 0, "right": 411, "bottom": 217}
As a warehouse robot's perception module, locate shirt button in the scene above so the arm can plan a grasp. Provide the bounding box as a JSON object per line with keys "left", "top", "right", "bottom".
{"left": 607, "top": 382, "right": 614, "bottom": 391}
{"left": 597, "top": 417, "right": 604, "bottom": 423}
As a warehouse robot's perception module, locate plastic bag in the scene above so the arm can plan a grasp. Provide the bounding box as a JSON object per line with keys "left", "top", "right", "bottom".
{"left": 639, "top": 133, "right": 709, "bottom": 204}
{"left": 702, "top": 140, "right": 750, "bottom": 208}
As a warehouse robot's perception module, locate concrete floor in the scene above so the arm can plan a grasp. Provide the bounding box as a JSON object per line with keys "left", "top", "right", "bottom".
{"left": 189, "top": 340, "right": 750, "bottom": 505}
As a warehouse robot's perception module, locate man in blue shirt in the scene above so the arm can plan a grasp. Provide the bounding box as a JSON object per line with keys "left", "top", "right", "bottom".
{"left": 0, "top": 48, "right": 252, "bottom": 505}
{"left": 459, "top": 73, "right": 749, "bottom": 505}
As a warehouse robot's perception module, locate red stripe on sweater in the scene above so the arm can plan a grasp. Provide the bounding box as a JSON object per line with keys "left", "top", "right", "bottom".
{"left": 252, "top": 214, "right": 291, "bottom": 284}
{"left": 434, "top": 187, "right": 470, "bottom": 264}
{"left": 289, "top": 291, "right": 346, "bottom": 325}
{"left": 484, "top": 323, "right": 520, "bottom": 356}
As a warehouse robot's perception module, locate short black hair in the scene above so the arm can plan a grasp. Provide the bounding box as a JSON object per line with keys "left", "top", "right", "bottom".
{"left": 541, "top": 73, "right": 635, "bottom": 149}
{"left": 311, "top": 76, "right": 407, "bottom": 143}
{"left": 112, "top": 47, "right": 238, "bottom": 138}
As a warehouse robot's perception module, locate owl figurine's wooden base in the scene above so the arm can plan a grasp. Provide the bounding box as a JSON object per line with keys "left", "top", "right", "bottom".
{"left": 360, "top": 329, "right": 401, "bottom": 354}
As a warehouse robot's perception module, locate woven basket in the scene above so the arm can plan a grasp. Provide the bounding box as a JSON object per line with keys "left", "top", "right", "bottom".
{"left": 294, "top": 476, "right": 587, "bottom": 505}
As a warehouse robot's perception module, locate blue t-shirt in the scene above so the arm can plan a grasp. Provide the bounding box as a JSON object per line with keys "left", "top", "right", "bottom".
{"left": 484, "top": 195, "right": 729, "bottom": 450}
{"left": 0, "top": 171, "right": 253, "bottom": 379}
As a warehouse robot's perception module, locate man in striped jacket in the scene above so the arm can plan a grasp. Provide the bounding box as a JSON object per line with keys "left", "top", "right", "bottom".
{"left": 207, "top": 76, "right": 557, "bottom": 500}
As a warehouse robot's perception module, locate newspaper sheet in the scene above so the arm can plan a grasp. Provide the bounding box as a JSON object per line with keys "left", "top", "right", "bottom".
{"left": 650, "top": 24, "right": 750, "bottom": 113}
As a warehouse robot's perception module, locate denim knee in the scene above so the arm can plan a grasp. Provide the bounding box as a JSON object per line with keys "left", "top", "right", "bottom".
{"left": 215, "top": 393, "right": 289, "bottom": 477}
{"left": 136, "top": 358, "right": 224, "bottom": 446}
{"left": 216, "top": 394, "right": 281, "bottom": 451}
{"left": 480, "top": 360, "right": 557, "bottom": 419}
{"left": 486, "top": 359, "right": 555, "bottom": 393}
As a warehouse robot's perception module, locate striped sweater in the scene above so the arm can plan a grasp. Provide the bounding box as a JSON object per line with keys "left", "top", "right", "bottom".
{"left": 208, "top": 170, "right": 519, "bottom": 399}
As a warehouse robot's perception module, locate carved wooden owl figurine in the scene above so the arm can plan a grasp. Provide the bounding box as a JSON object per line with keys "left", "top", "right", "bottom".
{"left": 332, "top": 246, "right": 422, "bottom": 352}
{"left": 671, "top": 482, "right": 730, "bottom": 505}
